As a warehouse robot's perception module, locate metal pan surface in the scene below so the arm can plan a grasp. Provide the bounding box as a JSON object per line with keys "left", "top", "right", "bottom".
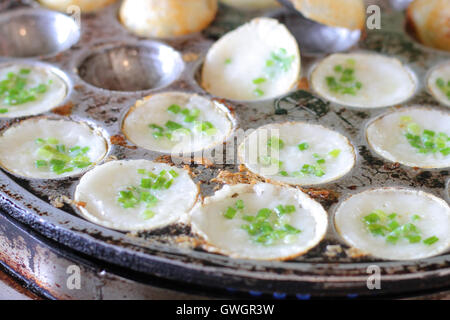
{"left": 0, "top": 0, "right": 448, "bottom": 297}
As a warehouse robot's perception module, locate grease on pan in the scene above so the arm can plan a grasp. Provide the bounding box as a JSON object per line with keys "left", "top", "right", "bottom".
{"left": 74, "top": 160, "right": 199, "bottom": 232}
{"left": 122, "top": 92, "right": 234, "bottom": 154}
{"left": 38, "top": 0, "right": 117, "bottom": 12}
{"left": 406, "top": 0, "right": 450, "bottom": 52}
{"left": 334, "top": 188, "right": 450, "bottom": 260}
{"left": 201, "top": 17, "right": 300, "bottom": 101}
{"left": 427, "top": 61, "right": 450, "bottom": 107}
{"left": 220, "top": 0, "right": 280, "bottom": 10}
{"left": 310, "top": 53, "right": 416, "bottom": 108}
{"left": 289, "top": 0, "right": 365, "bottom": 30}
{"left": 119, "top": 0, "right": 218, "bottom": 38}
{"left": 238, "top": 122, "right": 355, "bottom": 186}
{"left": 0, "top": 118, "right": 108, "bottom": 179}
{"left": 366, "top": 107, "right": 450, "bottom": 169}
{"left": 0, "top": 64, "right": 67, "bottom": 118}
{"left": 190, "top": 183, "right": 328, "bottom": 260}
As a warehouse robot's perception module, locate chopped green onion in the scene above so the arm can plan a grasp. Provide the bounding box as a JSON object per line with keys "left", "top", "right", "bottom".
{"left": 165, "top": 121, "right": 183, "bottom": 131}
{"left": 328, "top": 149, "right": 341, "bottom": 158}
{"left": 140, "top": 178, "right": 152, "bottom": 189}
{"left": 406, "top": 235, "right": 421, "bottom": 243}
{"left": 35, "top": 160, "right": 48, "bottom": 168}
{"left": 301, "top": 164, "right": 325, "bottom": 177}
{"left": 237, "top": 203, "right": 301, "bottom": 246}
{"left": 284, "top": 224, "right": 301, "bottom": 234}
{"left": 224, "top": 206, "right": 237, "bottom": 219}
{"left": 253, "top": 77, "right": 267, "bottom": 85}
{"left": 268, "top": 137, "right": 285, "bottom": 150}
{"left": 363, "top": 213, "right": 380, "bottom": 224}
{"left": 435, "top": 77, "right": 450, "bottom": 100}
{"left": 279, "top": 170, "right": 289, "bottom": 177}
{"left": 168, "top": 104, "right": 181, "bottom": 114}
{"left": 326, "top": 61, "right": 362, "bottom": 95}
{"left": 403, "top": 122, "right": 449, "bottom": 155}
{"left": 400, "top": 115, "right": 413, "bottom": 123}
{"left": 388, "top": 213, "right": 397, "bottom": 219}
{"left": 47, "top": 138, "right": 59, "bottom": 145}
{"left": 142, "top": 209, "right": 156, "bottom": 220}
{"left": 169, "top": 169, "right": 179, "bottom": 178}
{"left": 34, "top": 138, "right": 92, "bottom": 175}
{"left": 297, "top": 142, "right": 309, "bottom": 151}
{"left": 257, "top": 208, "right": 272, "bottom": 219}
{"left": 117, "top": 168, "right": 178, "bottom": 212}
{"left": 423, "top": 236, "right": 439, "bottom": 246}
{"left": 235, "top": 199, "right": 244, "bottom": 210}
{"left": 164, "top": 179, "right": 173, "bottom": 189}
{"left": 253, "top": 88, "right": 264, "bottom": 97}
{"left": 0, "top": 70, "right": 49, "bottom": 107}
{"left": 363, "top": 211, "right": 438, "bottom": 246}
{"left": 19, "top": 69, "right": 31, "bottom": 75}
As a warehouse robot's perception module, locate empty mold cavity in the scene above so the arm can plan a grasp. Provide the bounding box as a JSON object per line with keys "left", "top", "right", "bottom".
{"left": 271, "top": 10, "right": 361, "bottom": 56}
{"left": 77, "top": 42, "right": 184, "bottom": 92}
{"left": 0, "top": 8, "right": 80, "bottom": 58}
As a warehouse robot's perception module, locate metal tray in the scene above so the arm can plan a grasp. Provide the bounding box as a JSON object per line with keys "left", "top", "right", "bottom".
{"left": 0, "top": 0, "right": 448, "bottom": 298}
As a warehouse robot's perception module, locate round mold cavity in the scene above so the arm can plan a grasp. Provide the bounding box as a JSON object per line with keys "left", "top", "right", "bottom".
{"left": 0, "top": 8, "right": 80, "bottom": 58}
{"left": 77, "top": 42, "right": 184, "bottom": 92}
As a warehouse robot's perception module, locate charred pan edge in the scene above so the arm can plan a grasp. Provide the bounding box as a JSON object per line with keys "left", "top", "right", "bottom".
{"left": 0, "top": 0, "right": 448, "bottom": 297}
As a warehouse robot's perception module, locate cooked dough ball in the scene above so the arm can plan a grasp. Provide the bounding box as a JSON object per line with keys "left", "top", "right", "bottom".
{"left": 38, "top": 0, "right": 117, "bottom": 12}
{"left": 0, "top": 64, "right": 67, "bottom": 118}
{"left": 202, "top": 17, "right": 300, "bottom": 101}
{"left": 122, "top": 92, "right": 234, "bottom": 154}
{"left": 190, "top": 183, "right": 328, "bottom": 260}
{"left": 289, "top": 0, "right": 366, "bottom": 30}
{"left": 334, "top": 188, "right": 450, "bottom": 260}
{"left": 427, "top": 61, "right": 450, "bottom": 107}
{"left": 366, "top": 107, "right": 450, "bottom": 169}
{"left": 119, "top": 0, "right": 218, "bottom": 38}
{"left": 0, "top": 118, "right": 108, "bottom": 179}
{"left": 238, "top": 122, "right": 355, "bottom": 186}
{"left": 407, "top": 0, "right": 450, "bottom": 52}
{"left": 74, "top": 160, "right": 199, "bottom": 231}
{"left": 311, "top": 53, "right": 416, "bottom": 108}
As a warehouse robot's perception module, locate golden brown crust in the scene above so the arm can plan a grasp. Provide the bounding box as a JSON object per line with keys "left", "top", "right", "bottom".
{"left": 407, "top": 0, "right": 450, "bottom": 52}
{"left": 52, "top": 102, "right": 74, "bottom": 116}
{"left": 120, "top": 0, "right": 218, "bottom": 38}
{"left": 290, "top": 0, "right": 365, "bottom": 30}
{"left": 211, "top": 165, "right": 266, "bottom": 186}
{"left": 154, "top": 154, "right": 215, "bottom": 169}
{"left": 38, "top": 0, "right": 117, "bottom": 12}
{"left": 110, "top": 134, "right": 137, "bottom": 149}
